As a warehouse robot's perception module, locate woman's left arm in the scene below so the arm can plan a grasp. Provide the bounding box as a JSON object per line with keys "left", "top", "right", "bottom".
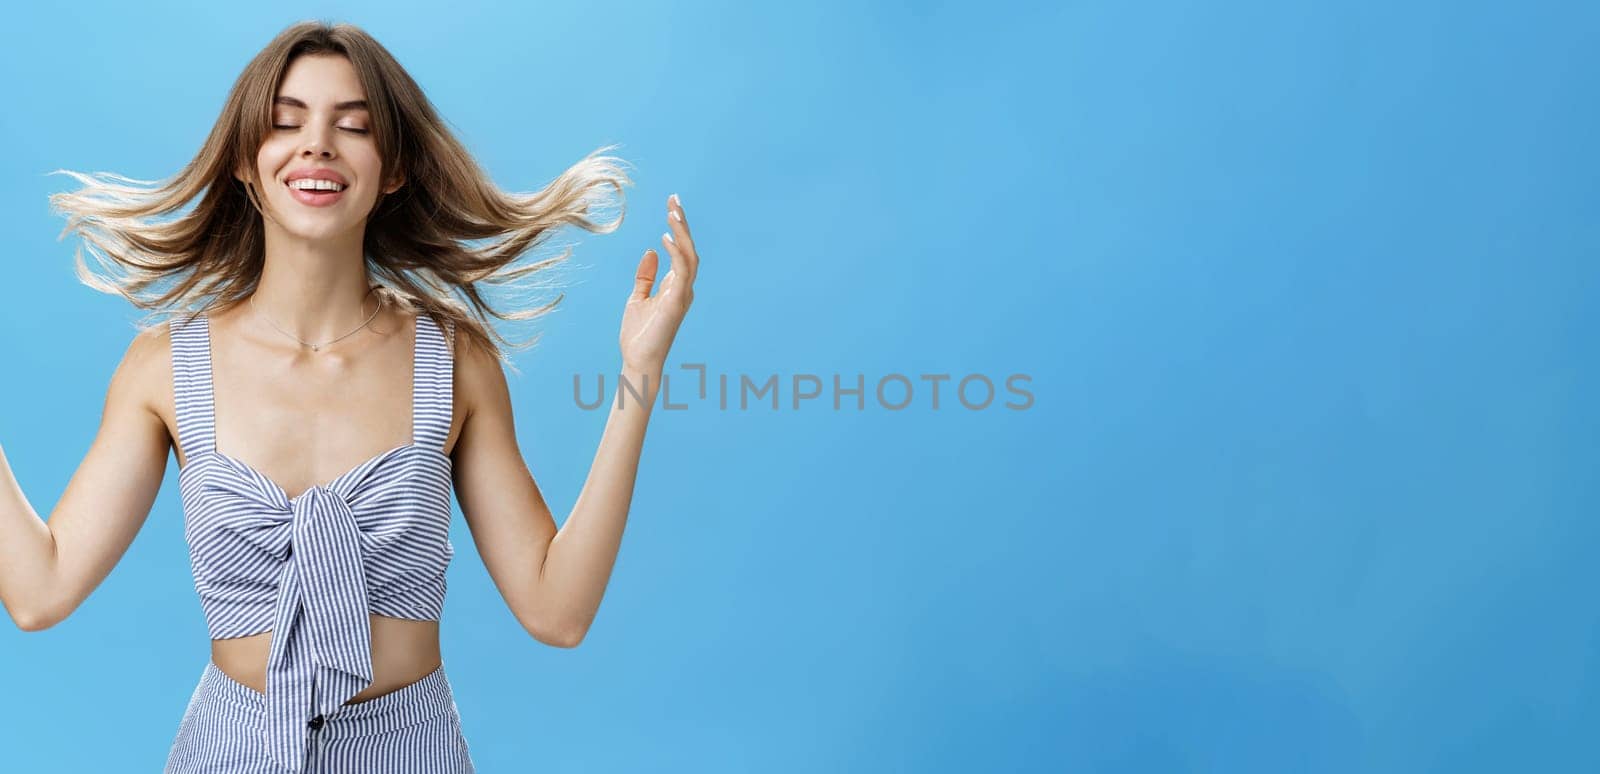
{"left": 452, "top": 194, "right": 697, "bottom": 648}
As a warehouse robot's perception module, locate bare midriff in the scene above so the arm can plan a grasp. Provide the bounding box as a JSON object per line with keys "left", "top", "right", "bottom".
{"left": 210, "top": 615, "right": 442, "bottom": 704}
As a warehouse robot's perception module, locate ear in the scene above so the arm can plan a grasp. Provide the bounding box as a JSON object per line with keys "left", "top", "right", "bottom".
{"left": 383, "top": 175, "right": 405, "bottom": 195}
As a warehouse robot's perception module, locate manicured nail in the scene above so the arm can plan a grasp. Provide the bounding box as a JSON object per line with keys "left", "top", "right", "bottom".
{"left": 670, "top": 193, "right": 681, "bottom": 207}
{"left": 663, "top": 231, "right": 674, "bottom": 243}
{"left": 669, "top": 210, "right": 682, "bottom": 222}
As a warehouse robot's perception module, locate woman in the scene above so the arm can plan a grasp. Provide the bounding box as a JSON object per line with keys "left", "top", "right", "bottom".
{"left": 0, "top": 20, "right": 697, "bottom": 773}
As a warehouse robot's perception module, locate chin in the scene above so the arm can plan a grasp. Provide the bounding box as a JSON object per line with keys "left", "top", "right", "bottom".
{"left": 277, "top": 216, "right": 365, "bottom": 242}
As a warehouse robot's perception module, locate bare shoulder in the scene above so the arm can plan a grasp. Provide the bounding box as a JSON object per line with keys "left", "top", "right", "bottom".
{"left": 114, "top": 322, "right": 173, "bottom": 415}
{"left": 451, "top": 323, "right": 512, "bottom": 425}
{"left": 97, "top": 322, "right": 178, "bottom": 463}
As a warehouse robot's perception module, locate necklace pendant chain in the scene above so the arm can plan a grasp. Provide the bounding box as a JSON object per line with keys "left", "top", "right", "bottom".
{"left": 251, "top": 286, "right": 381, "bottom": 352}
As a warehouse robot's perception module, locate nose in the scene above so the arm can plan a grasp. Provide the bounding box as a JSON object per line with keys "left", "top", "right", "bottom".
{"left": 301, "top": 128, "right": 336, "bottom": 159}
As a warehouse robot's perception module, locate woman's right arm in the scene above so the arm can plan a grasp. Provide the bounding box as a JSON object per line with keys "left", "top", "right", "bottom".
{"left": 0, "top": 325, "right": 172, "bottom": 631}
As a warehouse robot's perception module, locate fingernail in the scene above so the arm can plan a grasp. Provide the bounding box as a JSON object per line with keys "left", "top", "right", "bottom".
{"left": 670, "top": 193, "right": 681, "bottom": 207}
{"left": 669, "top": 210, "right": 682, "bottom": 222}
{"left": 663, "top": 231, "right": 674, "bottom": 243}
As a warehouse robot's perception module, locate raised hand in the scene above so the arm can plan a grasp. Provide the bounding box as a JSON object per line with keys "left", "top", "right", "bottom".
{"left": 620, "top": 193, "right": 698, "bottom": 372}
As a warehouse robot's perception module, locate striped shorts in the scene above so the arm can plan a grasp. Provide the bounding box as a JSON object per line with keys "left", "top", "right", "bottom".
{"left": 165, "top": 661, "right": 475, "bottom": 773}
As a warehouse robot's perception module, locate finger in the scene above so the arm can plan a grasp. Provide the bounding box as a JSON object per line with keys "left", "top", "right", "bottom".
{"left": 665, "top": 195, "right": 697, "bottom": 283}
{"left": 661, "top": 231, "right": 687, "bottom": 284}
{"left": 630, "top": 249, "right": 659, "bottom": 301}
{"left": 667, "top": 194, "right": 698, "bottom": 282}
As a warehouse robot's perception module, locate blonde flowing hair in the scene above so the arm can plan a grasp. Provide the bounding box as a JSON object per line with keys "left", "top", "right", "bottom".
{"left": 49, "top": 20, "right": 632, "bottom": 363}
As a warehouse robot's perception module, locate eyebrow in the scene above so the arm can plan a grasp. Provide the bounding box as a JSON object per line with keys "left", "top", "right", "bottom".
{"left": 273, "top": 96, "right": 370, "bottom": 111}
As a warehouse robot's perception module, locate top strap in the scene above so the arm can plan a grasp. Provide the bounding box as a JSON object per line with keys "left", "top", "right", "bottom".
{"left": 411, "top": 314, "right": 455, "bottom": 451}
{"left": 169, "top": 313, "right": 218, "bottom": 463}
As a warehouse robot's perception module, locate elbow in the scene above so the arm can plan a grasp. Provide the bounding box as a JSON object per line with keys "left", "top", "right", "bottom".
{"left": 538, "top": 620, "right": 588, "bottom": 649}
{"left": 520, "top": 611, "right": 587, "bottom": 649}
{"left": 15, "top": 615, "right": 53, "bottom": 633}
{"left": 551, "top": 624, "right": 588, "bottom": 649}
{"left": 8, "top": 603, "right": 63, "bottom": 633}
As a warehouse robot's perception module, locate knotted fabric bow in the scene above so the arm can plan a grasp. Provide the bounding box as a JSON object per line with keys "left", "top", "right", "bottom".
{"left": 259, "top": 486, "right": 374, "bottom": 772}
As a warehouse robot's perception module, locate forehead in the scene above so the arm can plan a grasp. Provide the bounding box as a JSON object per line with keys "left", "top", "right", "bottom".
{"left": 275, "top": 54, "right": 367, "bottom": 107}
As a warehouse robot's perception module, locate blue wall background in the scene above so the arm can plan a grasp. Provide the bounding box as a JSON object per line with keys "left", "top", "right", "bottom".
{"left": 1, "top": 1, "right": 1595, "bottom": 771}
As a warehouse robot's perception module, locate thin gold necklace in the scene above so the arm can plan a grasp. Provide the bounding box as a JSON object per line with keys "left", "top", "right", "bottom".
{"left": 249, "top": 286, "right": 382, "bottom": 352}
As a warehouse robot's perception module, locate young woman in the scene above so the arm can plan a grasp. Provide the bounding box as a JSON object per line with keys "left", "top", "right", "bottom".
{"left": 0, "top": 20, "right": 697, "bottom": 773}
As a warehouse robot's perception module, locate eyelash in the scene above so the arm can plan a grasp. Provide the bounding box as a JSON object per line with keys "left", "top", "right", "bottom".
{"left": 272, "top": 124, "right": 369, "bottom": 134}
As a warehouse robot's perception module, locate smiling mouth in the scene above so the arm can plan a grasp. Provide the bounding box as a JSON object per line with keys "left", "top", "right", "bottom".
{"left": 285, "top": 179, "right": 347, "bottom": 207}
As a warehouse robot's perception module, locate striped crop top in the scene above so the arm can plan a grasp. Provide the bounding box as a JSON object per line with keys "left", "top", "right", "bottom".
{"left": 169, "top": 311, "right": 456, "bottom": 773}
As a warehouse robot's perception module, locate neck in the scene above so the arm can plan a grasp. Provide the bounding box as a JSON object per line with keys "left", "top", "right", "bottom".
{"left": 254, "top": 225, "right": 377, "bottom": 341}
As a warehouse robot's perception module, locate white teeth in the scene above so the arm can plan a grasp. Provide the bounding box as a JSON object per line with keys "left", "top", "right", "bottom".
{"left": 288, "top": 178, "right": 345, "bottom": 192}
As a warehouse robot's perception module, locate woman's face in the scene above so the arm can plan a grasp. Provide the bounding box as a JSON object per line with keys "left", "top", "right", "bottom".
{"left": 244, "top": 53, "right": 400, "bottom": 242}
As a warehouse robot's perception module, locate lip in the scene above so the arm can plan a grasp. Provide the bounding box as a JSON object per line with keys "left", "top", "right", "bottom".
{"left": 284, "top": 168, "right": 349, "bottom": 186}
{"left": 283, "top": 168, "right": 349, "bottom": 207}
{"left": 287, "top": 186, "right": 345, "bottom": 207}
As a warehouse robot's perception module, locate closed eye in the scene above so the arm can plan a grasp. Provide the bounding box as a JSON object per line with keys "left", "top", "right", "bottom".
{"left": 272, "top": 125, "right": 370, "bottom": 134}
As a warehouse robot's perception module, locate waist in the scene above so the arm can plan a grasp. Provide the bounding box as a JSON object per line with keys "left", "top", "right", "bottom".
{"left": 193, "top": 659, "right": 459, "bottom": 740}
{"left": 210, "top": 614, "right": 442, "bottom": 704}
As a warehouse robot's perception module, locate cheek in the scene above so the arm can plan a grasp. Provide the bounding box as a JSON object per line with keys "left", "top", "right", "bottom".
{"left": 255, "top": 141, "right": 294, "bottom": 183}
{"left": 349, "top": 150, "right": 385, "bottom": 186}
